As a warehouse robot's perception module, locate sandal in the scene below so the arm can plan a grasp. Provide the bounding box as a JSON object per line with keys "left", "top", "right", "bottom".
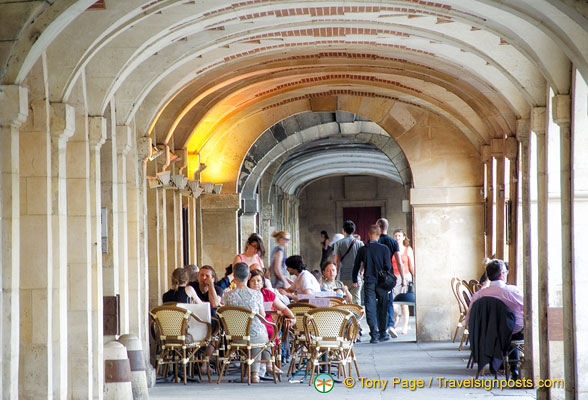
{"left": 251, "top": 372, "right": 260, "bottom": 383}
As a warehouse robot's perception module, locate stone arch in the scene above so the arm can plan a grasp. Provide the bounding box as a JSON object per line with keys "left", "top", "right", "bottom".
{"left": 238, "top": 111, "right": 411, "bottom": 212}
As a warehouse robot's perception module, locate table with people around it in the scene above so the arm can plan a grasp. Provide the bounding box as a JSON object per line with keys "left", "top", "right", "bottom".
{"left": 149, "top": 226, "right": 416, "bottom": 386}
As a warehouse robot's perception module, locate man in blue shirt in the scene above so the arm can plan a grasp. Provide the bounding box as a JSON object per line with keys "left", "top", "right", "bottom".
{"left": 353, "top": 224, "right": 392, "bottom": 343}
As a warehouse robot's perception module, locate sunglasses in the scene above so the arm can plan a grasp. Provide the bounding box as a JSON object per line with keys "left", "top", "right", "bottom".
{"left": 248, "top": 242, "right": 259, "bottom": 250}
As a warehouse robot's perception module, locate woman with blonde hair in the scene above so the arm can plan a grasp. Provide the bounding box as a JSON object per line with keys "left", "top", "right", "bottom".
{"left": 392, "top": 229, "right": 415, "bottom": 334}
{"left": 162, "top": 268, "right": 202, "bottom": 304}
{"left": 270, "top": 230, "right": 292, "bottom": 289}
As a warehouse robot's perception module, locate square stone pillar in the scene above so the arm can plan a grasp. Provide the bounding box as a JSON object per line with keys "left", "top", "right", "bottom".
{"left": 66, "top": 103, "right": 93, "bottom": 399}
{"left": 100, "top": 103, "right": 119, "bottom": 299}
{"left": 88, "top": 116, "right": 107, "bottom": 398}
{"left": 116, "top": 125, "right": 131, "bottom": 333}
{"left": 410, "top": 186, "right": 484, "bottom": 341}
{"left": 197, "top": 193, "right": 240, "bottom": 275}
{"left": 1, "top": 85, "right": 27, "bottom": 400}
{"left": 146, "top": 160, "right": 162, "bottom": 309}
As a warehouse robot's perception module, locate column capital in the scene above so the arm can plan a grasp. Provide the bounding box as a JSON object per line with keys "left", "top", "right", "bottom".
{"left": 505, "top": 137, "right": 518, "bottom": 160}
{"left": 137, "top": 137, "right": 152, "bottom": 163}
{"left": 552, "top": 94, "right": 571, "bottom": 126}
{"left": 88, "top": 116, "right": 107, "bottom": 149}
{"left": 515, "top": 118, "right": 530, "bottom": 141}
{"left": 491, "top": 138, "right": 505, "bottom": 158}
{"left": 531, "top": 107, "right": 546, "bottom": 135}
{"left": 480, "top": 145, "right": 491, "bottom": 163}
{"left": 50, "top": 102, "right": 75, "bottom": 144}
{"left": 0, "top": 85, "right": 28, "bottom": 128}
{"left": 116, "top": 125, "right": 132, "bottom": 156}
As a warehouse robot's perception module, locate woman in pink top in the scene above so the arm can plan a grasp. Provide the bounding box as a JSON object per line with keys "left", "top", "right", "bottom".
{"left": 232, "top": 233, "right": 266, "bottom": 269}
{"left": 392, "top": 229, "right": 415, "bottom": 334}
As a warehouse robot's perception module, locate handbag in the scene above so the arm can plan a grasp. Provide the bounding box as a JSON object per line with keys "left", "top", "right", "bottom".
{"left": 377, "top": 269, "right": 397, "bottom": 292}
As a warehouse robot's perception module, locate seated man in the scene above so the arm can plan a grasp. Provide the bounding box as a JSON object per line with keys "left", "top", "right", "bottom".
{"left": 190, "top": 265, "right": 223, "bottom": 310}
{"left": 321, "top": 262, "right": 352, "bottom": 303}
{"left": 221, "top": 262, "right": 269, "bottom": 383}
{"left": 466, "top": 259, "right": 524, "bottom": 379}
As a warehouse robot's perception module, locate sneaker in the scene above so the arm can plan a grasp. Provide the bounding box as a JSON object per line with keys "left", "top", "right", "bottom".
{"left": 370, "top": 337, "right": 379, "bottom": 344}
{"left": 379, "top": 334, "right": 391, "bottom": 342}
{"left": 387, "top": 327, "right": 399, "bottom": 338}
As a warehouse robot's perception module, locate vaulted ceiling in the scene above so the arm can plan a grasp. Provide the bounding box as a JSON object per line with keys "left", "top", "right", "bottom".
{"left": 2, "top": 0, "right": 587, "bottom": 191}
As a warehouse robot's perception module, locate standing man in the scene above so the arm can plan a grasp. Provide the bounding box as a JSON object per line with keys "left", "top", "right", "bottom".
{"left": 376, "top": 218, "right": 405, "bottom": 338}
{"left": 333, "top": 220, "right": 364, "bottom": 305}
{"left": 353, "top": 225, "right": 393, "bottom": 343}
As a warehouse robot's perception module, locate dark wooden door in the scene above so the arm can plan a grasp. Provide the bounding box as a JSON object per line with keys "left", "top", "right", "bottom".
{"left": 342, "top": 206, "right": 381, "bottom": 244}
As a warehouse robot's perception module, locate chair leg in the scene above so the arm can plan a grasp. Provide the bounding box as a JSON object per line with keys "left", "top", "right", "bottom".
{"left": 453, "top": 324, "right": 460, "bottom": 343}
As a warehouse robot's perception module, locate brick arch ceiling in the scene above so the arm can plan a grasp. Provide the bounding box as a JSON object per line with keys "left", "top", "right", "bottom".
{"left": 2, "top": 1, "right": 587, "bottom": 181}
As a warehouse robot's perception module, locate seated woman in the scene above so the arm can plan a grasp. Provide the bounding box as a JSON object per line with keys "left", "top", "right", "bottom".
{"left": 321, "top": 261, "right": 352, "bottom": 303}
{"left": 278, "top": 255, "right": 321, "bottom": 301}
{"left": 248, "top": 269, "right": 296, "bottom": 342}
{"left": 221, "top": 263, "right": 269, "bottom": 383}
{"left": 162, "top": 268, "right": 202, "bottom": 304}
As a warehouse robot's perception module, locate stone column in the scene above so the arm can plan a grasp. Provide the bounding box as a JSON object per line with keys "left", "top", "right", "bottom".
{"left": 241, "top": 197, "right": 258, "bottom": 258}
{"left": 517, "top": 119, "right": 534, "bottom": 381}
{"left": 198, "top": 193, "right": 240, "bottom": 275}
{"left": 88, "top": 116, "right": 106, "bottom": 399}
{"left": 260, "top": 203, "right": 273, "bottom": 262}
{"left": 481, "top": 145, "right": 493, "bottom": 257}
{"left": 552, "top": 94, "right": 576, "bottom": 400}
{"left": 49, "top": 103, "right": 75, "bottom": 399}
{"left": 126, "top": 130, "right": 142, "bottom": 337}
{"left": 505, "top": 136, "right": 519, "bottom": 281}
{"left": 66, "top": 105, "right": 93, "bottom": 399}
{"left": 0, "top": 85, "right": 27, "bottom": 399}
{"left": 136, "top": 136, "right": 151, "bottom": 356}
{"left": 166, "top": 187, "right": 179, "bottom": 271}
{"left": 158, "top": 176, "right": 169, "bottom": 290}
{"left": 492, "top": 139, "right": 506, "bottom": 259}
{"left": 187, "top": 196, "right": 198, "bottom": 265}
{"left": 532, "top": 106, "right": 551, "bottom": 400}
{"left": 116, "top": 125, "right": 131, "bottom": 333}
{"left": 146, "top": 160, "right": 162, "bottom": 309}
{"left": 100, "top": 104, "right": 119, "bottom": 300}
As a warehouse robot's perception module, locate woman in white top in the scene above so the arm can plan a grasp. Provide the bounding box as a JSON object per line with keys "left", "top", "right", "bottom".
{"left": 278, "top": 255, "right": 321, "bottom": 301}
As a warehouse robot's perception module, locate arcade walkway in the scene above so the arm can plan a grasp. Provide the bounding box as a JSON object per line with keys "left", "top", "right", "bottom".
{"left": 149, "top": 340, "right": 537, "bottom": 400}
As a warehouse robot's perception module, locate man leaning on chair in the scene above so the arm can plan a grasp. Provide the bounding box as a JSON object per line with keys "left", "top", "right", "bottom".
{"left": 465, "top": 259, "right": 524, "bottom": 380}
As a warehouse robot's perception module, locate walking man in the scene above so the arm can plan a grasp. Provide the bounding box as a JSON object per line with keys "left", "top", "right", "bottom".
{"left": 333, "top": 220, "right": 364, "bottom": 305}
{"left": 376, "top": 218, "right": 405, "bottom": 338}
{"left": 353, "top": 225, "right": 393, "bottom": 343}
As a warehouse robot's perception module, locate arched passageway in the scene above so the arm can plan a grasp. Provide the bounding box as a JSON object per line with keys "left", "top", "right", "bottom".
{"left": 1, "top": 1, "right": 588, "bottom": 398}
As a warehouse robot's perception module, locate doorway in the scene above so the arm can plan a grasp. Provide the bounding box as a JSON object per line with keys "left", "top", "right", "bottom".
{"left": 343, "top": 206, "right": 381, "bottom": 243}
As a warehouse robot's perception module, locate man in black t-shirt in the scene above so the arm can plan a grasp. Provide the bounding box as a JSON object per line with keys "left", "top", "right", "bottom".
{"left": 190, "top": 265, "right": 223, "bottom": 309}
{"left": 377, "top": 218, "right": 405, "bottom": 338}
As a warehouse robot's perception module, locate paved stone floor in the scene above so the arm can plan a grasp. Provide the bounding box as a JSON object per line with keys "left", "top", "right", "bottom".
{"left": 149, "top": 317, "right": 536, "bottom": 400}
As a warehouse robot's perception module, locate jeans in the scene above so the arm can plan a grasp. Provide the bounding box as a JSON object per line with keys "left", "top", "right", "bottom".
{"left": 364, "top": 282, "right": 389, "bottom": 338}
{"left": 387, "top": 291, "right": 395, "bottom": 328}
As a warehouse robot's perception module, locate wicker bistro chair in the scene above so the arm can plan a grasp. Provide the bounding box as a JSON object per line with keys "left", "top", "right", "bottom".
{"left": 451, "top": 277, "right": 466, "bottom": 343}
{"left": 457, "top": 281, "right": 474, "bottom": 350}
{"left": 149, "top": 305, "right": 213, "bottom": 384}
{"left": 286, "top": 302, "right": 318, "bottom": 377}
{"left": 215, "top": 305, "right": 279, "bottom": 385}
{"left": 303, "top": 307, "right": 360, "bottom": 385}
